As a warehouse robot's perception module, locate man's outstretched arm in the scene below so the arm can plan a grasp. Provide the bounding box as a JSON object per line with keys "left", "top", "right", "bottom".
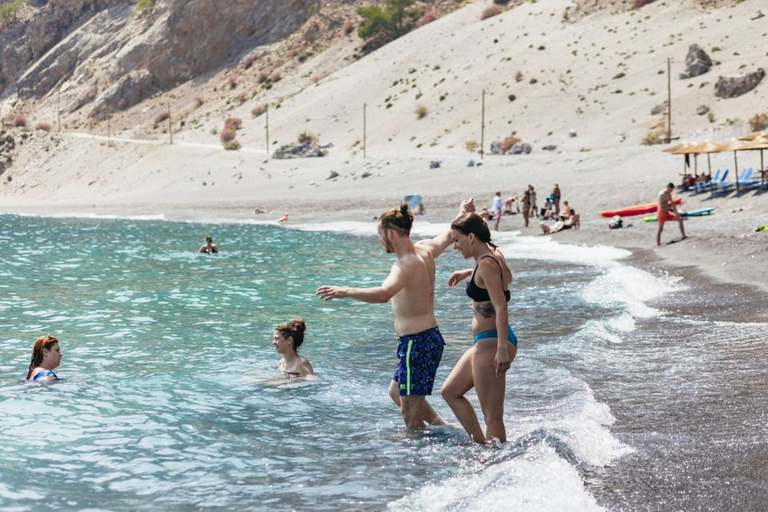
{"left": 316, "top": 264, "right": 406, "bottom": 303}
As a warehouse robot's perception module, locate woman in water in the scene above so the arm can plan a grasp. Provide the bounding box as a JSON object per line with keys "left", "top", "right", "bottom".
{"left": 273, "top": 319, "right": 314, "bottom": 378}
{"left": 441, "top": 213, "right": 517, "bottom": 444}
{"left": 26, "top": 335, "right": 63, "bottom": 382}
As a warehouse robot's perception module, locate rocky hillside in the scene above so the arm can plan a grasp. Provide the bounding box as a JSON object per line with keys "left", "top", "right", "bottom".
{"left": 0, "top": 0, "right": 764, "bottom": 197}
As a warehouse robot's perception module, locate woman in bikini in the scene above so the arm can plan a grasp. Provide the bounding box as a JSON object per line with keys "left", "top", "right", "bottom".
{"left": 26, "top": 334, "right": 63, "bottom": 382}
{"left": 273, "top": 319, "right": 314, "bottom": 379}
{"left": 442, "top": 213, "right": 517, "bottom": 444}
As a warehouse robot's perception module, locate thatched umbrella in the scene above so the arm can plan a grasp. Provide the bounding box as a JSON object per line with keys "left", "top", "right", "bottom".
{"left": 718, "top": 138, "right": 752, "bottom": 191}
{"left": 740, "top": 130, "right": 768, "bottom": 142}
{"left": 687, "top": 140, "right": 721, "bottom": 177}
{"left": 667, "top": 142, "right": 696, "bottom": 176}
{"left": 741, "top": 135, "right": 768, "bottom": 188}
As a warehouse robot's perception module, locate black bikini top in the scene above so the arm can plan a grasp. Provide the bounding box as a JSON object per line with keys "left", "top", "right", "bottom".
{"left": 466, "top": 255, "right": 511, "bottom": 303}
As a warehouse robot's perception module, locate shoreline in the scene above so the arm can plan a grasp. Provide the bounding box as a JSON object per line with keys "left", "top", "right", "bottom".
{"left": 3, "top": 191, "right": 766, "bottom": 301}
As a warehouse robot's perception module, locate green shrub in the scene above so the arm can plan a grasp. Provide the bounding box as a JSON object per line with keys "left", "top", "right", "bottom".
{"left": 357, "top": 0, "right": 419, "bottom": 51}
{"left": 136, "top": 0, "right": 153, "bottom": 16}
{"left": 0, "top": 0, "right": 24, "bottom": 27}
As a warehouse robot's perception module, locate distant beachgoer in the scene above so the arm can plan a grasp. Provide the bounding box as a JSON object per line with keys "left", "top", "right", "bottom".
{"left": 316, "top": 198, "right": 474, "bottom": 428}
{"left": 528, "top": 186, "right": 538, "bottom": 218}
{"left": 521, "top": 190, "right": 531, "bottom": 227}
{"left": 279, "top": 212, "right": 289, "bottom": 223}
{"left": 416, "top": 203, "right": 427, "bottom": 216}
{"left": 504, "top": 195, "right": 519, "bottom": 215}
{"left": 540, "top": 210, "right": 579, "bottom": 234}
{"left": 273, "top": 319, "right": 314, "bottom": 378}
{"left": 199, "top": 236, "right": 218, "bottom": 254}
{"left": 443, "top": 213, "right": 516, "bottom": 444}
{"left": 254, "top": 208, "right": 270, "bottom": 214}
{"left": 492, "top": 192, "right": 503, "bottom": 231}
{"left": 478, "top": 207, "right": 493, "bottom": 222}
{"left": 26, "top": 335, "right": 62, "bottom": 382}
{"left": 657, "top": 183, "right": 687, "bottom": 246}
{"left": 553, "top": 183, "right": 561, "bottom": 214}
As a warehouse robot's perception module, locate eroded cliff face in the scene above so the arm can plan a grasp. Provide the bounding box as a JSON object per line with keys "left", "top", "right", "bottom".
{"left": 1, "top": 0, "right": 314, "bottom": 118}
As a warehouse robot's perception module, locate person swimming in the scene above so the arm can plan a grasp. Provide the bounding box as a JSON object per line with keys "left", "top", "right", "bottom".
{"left": 273, "top": 319, "right": 314, "bottom": 378}
{"left": 26, "top": 335, "right": 63, "bottom": 382}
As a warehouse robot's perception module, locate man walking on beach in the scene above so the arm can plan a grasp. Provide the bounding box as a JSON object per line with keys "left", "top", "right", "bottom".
{"left": 656, "top": 182, "right": 687, "bottom": 246}
{"left": 316, "top": 198, "right": 474, "bottom": 428}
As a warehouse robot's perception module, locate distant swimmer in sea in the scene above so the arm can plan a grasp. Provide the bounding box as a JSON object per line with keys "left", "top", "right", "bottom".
{"left": 273, "top": 319, "right": 314, "bottom": 379}
{"left": 198, "top": 236, "right": 219, "bottom": 254}
{"left": 316, "top": 198, "right": 474, "bottom": 429}
{"left": 26, "top": 335, "right": 63, "bottom": 382}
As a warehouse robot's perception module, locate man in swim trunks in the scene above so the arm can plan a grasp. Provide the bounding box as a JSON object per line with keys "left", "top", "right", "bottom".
{"left": 656, "top": 183, "right": 687, "bottom": 246}
{"left": 316, "top": 198, "right": 474, "bottom": 428}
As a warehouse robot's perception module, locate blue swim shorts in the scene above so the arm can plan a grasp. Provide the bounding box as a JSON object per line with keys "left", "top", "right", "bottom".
{"left": 392, "top": 326, "right": 445, "bottom": 396}
{"left": 473, "top": 325, "right": 518, "bottom": 347}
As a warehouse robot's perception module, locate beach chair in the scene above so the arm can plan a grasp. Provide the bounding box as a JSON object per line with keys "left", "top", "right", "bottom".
{"left": 696, "top": 168, "right": 721, "bottom": 193}
{"left": 739, "top": 168, "right": 760, "bottom": 189}
{"left": 712, "top": 169, "right": 730, "bottom": 194}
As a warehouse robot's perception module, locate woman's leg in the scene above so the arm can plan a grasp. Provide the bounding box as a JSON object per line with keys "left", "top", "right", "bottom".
{"left": 473, "top": 339, "right": 517, "bottom": 443}
{"left": 441, "top": 347, "right": 485, "bottom": 443}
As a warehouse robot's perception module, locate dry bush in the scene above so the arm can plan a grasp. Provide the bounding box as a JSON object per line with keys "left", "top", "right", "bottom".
{"left": 223, "top": 139, "right": 241, "bottom": 151}
{"left": 499, "top": 135, "right": 521, "bottom": 154}
{"left": 418, "top": 10, "right": 437, "bottom": 26}
{"left": 310, "top": 74, "right": 322, "bottom": 85}
{"left": 228, "top": 72, "right": 238, "bottom": 89}
{"left": 749, "top": 112, "right": 768, "bottom": 132}
{"left": 415, "top": 104, "right": 428, "bottom": 119}
{"left": 270, "top": 71, "right": 282, "bottom": 83}
{"left": 193, "top": 94, "right": 205, "bottom": 107}
{"left": 154, "top": 111, "right": 169, "bottom": 124}
{"left": 236, "top": 91, "right": 248, "bottom": 105}
{"left": 220, "top": 126, "right": 237, "bottom": 143}
{"left": 481, "top": 5, "right": 502, "bottom": 21}
{"left": 241, "top": 54, "right": 256, "bottom": 70}
{"left": 298, "top": 131, "right": 318, "bottom": 144}
{"left": 514, "top": 70, "right": 524, "bottom": 83}
{"left": 257, "top": 71, "right": 269, "bottom": 84}
{"left": 641, "top": 127, "right": 668, "bottom": 146}
{"left": 465, "top": 140, "right": 479, "bottom": 152}
{"left": 224, "top": 117, "right": 242, "bottom": 130}
{"left": 13, "top": 114, "right": 27, "bottom": 128}
{"left": 35, "top": 122, "right": 52, "bottom": 132}
{"left": 251, "top": 103, "right": 268, "bottom": 118}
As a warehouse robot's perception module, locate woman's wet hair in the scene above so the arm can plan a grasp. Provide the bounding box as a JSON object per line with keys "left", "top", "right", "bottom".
{"left": 378, "top": 201, "right": 413, "bottom": 235}
{"left": 451, "top": 213, "right": 497, "bottom": 249}
{"left": 26, "top": 335, "right": 58, "bottom": 380}
{"left": 275, "top": 319, "right": 307, "bottom": 351}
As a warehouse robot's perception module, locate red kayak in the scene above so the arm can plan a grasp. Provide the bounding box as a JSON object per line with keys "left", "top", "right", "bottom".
{"left": 598, "top": 197, "right": 682, "bottom": 218}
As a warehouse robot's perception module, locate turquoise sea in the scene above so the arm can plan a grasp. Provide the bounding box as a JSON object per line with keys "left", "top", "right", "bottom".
{"left": 1, "top": 213, "right": 766, "bottom": 511}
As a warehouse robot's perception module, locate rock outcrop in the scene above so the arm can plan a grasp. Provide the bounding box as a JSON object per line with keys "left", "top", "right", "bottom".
{"left": 714, "top": 68, "right": 765, "bottom": 99}
{"left": 682, "top": 44, "right": 712, "bottom": 78}
{"left": 2, "top": 0, "right": 315, "bottom": 118}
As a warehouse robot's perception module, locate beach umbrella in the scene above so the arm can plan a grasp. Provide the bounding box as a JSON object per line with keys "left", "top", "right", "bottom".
{"left": 668, "top": 142, "right": 696, "bottom": 176}
{"left": 718, "top": 138, "right": 751, "bottom": 191}
{"left": 741, "top": 135, "right": 768, "bottom": 187}
{"left": 739, "top": 130, "right": 768, "bottom": 142}
{"left": 687, "top": 140, "right": 722, "bottom": 176}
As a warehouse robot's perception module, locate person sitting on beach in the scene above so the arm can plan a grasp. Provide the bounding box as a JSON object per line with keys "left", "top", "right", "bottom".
{"left": 199, "top": 236, "right": 218, "bottom": 254}
{"left": 416, "top": 203, "right": 427, "bottom": 216}
{"left": 478, "top": 207, "right": 494, "bottom": 222}
{"left": 254, "top": 207, "right": 270, "bottom": 215}
{"left": 540, "top": 209, "right": 579, "bottom": 235}
{"left": 273, "top": 319, "right": 314, "bottom": 379}
{"left": 26, "top": 335, "right": 62, "bottom": 382}
{"left": 278, "top": 212, "right": 289, "bottom": 223}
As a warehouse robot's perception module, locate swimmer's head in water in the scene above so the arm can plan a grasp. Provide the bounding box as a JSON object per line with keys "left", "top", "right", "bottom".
{"left": 26, "top": 334, "right": 60, "bottom": 380}
{"left": 274, "top": 318, "right": 307, "bottom": 352}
